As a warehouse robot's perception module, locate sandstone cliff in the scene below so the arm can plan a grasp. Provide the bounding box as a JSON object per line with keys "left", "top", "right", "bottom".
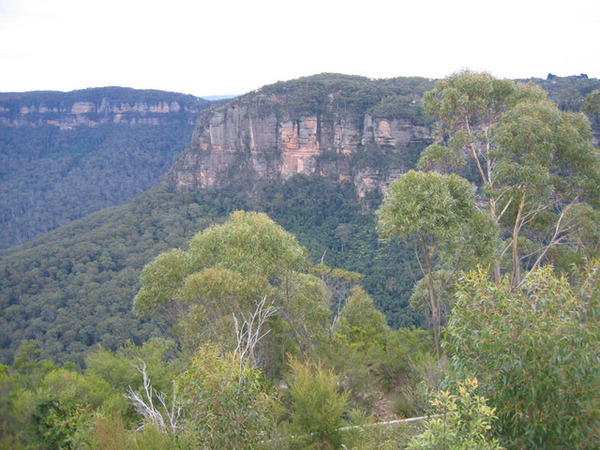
{"left": 0, "top": 87, "right": 209, "bottom": 129}
{"left": 167, "top": 74, "right": 435, "bottom": 195}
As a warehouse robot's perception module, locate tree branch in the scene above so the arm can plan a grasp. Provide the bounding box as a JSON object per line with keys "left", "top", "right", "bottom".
{"left": 233, "top": 296, "right": 277, "bottom": 373}
{"left": 124, "top": 358, "right": 182, "bottom": 433}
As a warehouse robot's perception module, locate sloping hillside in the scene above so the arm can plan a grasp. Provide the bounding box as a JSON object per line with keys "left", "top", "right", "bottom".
{"left": 0, "top": 87, "right": 211, "bottom": 249}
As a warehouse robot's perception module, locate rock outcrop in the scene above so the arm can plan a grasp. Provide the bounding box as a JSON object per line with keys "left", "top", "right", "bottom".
{"left": 0, "top": 87, "right": 209, "bottom": 129}
{"left": 167, "top": 74, "right": 434, "bottom": 195}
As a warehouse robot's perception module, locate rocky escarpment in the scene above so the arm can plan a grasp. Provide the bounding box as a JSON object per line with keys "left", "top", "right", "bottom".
{"left": 167, "top": 74, "right": 434, "bottom": 196}
{"left": 0, "top": 87, "right": 210, "bottom": 129}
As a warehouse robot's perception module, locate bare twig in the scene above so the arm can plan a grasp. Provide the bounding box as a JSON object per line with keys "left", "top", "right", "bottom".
{"left": 233, "top": 296, "right": 277, "bottom": 373}
{"left": 124, "top": 358, "right": 182, "bottom": 432}
{"left": 517, "top": 201, "right": 583, "bottom": 289}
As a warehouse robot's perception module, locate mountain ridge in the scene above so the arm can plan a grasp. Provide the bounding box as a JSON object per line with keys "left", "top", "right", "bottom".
{"left": 165, "top": 73, "right": 600, "bottom": 196}
{"left": 0, "top": 86, "right": 210, "bottom": 129}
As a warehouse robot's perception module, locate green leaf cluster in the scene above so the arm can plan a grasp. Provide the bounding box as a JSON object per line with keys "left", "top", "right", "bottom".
{"left": 408, "top": 378, "right": 502, "bottom": 449}
{"left": 177, "top": 345, "right": 275, "bottom": 448}
{"left": 377, "top": 170, "right": 476, "bottom": 243}
{"left": 287, "top": 357, "right": 349, "bottom": 448}
{"left": 133, "top": 210, "right": 332, "bottom": 370}
{"left": 445, "top": 264, "right": 600, "bottom": 448}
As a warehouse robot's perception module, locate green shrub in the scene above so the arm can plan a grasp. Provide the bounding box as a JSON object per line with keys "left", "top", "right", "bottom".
{"left": 446, "top": 265, "right": 600, "bottom": 448}
{"left": 177, "top": 345, "right": 275, "bottom": 448}
{"left": 408, "top": 378, "right": 501, "bottom": 449}
{"left": 287, "top": 357, "right": 348, "bottom": 448}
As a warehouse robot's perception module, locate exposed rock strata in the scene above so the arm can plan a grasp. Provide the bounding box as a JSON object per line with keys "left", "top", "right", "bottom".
{"left": 168, "top": 93, "right": 432, "bottom": 195}
{"left": 0, "top": 89, "right": 207, "bottom": 129}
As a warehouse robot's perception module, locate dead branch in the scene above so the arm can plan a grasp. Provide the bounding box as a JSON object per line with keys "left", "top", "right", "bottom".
{"left": 233, "top": 296, "right": 277, "bottom": 373}
{"left": 124, "top": 358, "right": 182, "bottom": 433}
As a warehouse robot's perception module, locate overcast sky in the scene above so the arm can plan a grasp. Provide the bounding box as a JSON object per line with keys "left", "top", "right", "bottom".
{"left": 1, "top": 0, "right": 598, "bottom": 97}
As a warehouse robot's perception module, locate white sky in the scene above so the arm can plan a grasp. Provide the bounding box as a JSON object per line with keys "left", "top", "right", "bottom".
{"left": 1, "top": 0, "right": 599, "bottom": 97}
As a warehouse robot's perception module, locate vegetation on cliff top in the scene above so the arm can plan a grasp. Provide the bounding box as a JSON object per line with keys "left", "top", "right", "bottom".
{"left": 257, "top": 73, "right": 435, "bottom": 124}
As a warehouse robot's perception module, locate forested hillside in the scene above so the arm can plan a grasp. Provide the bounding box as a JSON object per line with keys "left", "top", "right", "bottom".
{"left": 1, "top": 72, "right": 599, "bottom": 448}
{"left": 0, "top": 87, "right": 211, "bottom": 249}
{"left": 1, "top": 74, "right": 599, "bottom": 366}
{"left": 0, "top": 178, "right": 420, "bottom": 365}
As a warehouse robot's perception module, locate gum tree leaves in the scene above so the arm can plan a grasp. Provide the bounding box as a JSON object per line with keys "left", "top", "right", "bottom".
{"left": 133, "top": 211, "right": 331, "bottom": 372}
{"left": 376, "top": 170, "right": 484, "bottom": 355}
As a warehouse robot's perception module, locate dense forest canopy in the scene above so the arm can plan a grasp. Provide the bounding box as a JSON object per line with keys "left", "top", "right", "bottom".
{"left": 256, "top": 73, "right": 435, "bottom": 123}
{"left": 0, "top": 124, "right": 196, "bottom": 248}
{"left": 0, "top": 72, "right": 599, "bottom": 448}
{"left": 0, "top": 87, "right": 211, "bottom": 249}
{"left": 0, "top": 177, "right": 422, "bottom": 366}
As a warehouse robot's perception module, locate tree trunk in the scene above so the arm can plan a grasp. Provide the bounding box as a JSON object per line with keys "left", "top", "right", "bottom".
{"left": 511, "top": 193, "right": 526, "bottom": 287}
{"left": 420, "top": 233, "right": 441, "bottom": 358}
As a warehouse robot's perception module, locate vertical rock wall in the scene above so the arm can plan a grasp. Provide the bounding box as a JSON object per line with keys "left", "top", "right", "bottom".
{"left": 168, "top": 92, "right": 432, "bottom": 195}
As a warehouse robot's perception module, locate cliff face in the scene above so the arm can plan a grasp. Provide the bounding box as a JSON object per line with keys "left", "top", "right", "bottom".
{"left": 168, "top": 75, "right": 434, "bottom": 195}
{"left": 0, "top": 87, "right": 209, "bottom": 129}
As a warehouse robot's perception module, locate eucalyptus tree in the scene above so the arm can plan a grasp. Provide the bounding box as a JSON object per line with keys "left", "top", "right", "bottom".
{"left": 583, "top": 89, "right": 600, "bottom": 116}
{"left": 376, "top": 170, "right": 491, "bottom": 356}
{"left": 445, "top": 262, "right": 600, "bottom": 447}
{"left": 133, "top": 211, "right": 332, "bottom": 374}
{"left": 492, "top": 96, "right": 600, "bottom": 284}
{"left": 421, "top": 70, "right": 600, "bottom": 285}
